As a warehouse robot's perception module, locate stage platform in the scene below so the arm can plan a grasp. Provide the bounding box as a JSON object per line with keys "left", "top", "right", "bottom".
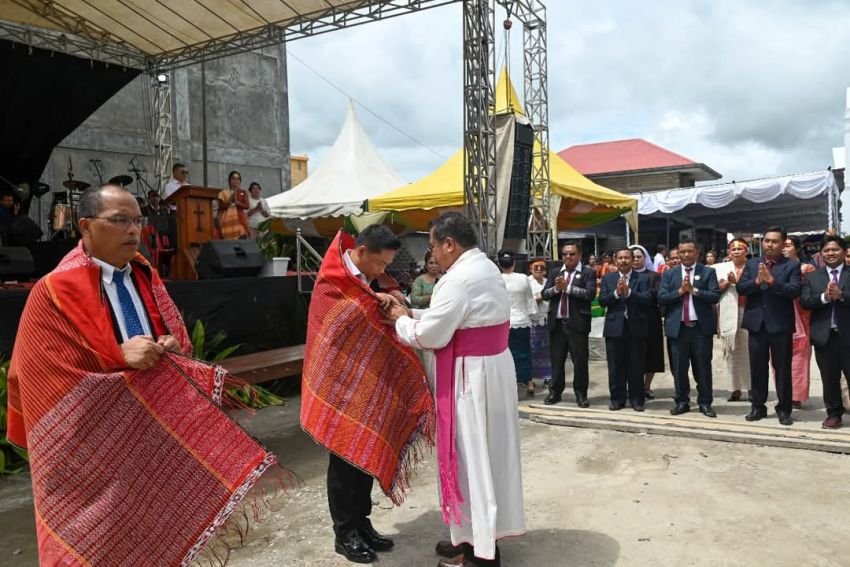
{"left": 0, "top": 275, "right": 310, "bottom": 359}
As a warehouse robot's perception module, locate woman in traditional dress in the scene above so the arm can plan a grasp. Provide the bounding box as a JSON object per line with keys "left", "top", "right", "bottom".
{"left": 410, "top": 251, "right": 441, "bottom": 308}
{"left": 783, "top": 235, "right": 815, "bottom": 408}
{"left": 715, "top": 238, "right": 751, "bottom": 401}
{"left": 218, "top": 170, "right": 250, "bottom": 239}
{"left": 527, "top": 260, "right": 552, "bottom": 387}
{"left": 630, "top": 245, "right": 664, "bottom": 400}
{"left": 498, "top": 249, "right": 537, "bottom": 397}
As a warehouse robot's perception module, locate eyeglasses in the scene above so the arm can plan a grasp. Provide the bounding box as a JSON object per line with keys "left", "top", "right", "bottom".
{"left": 89, "top": 215, "right": 145, "bottom": 229}
{"left": 533, "top": 267, "right": 546, "bottom": 271}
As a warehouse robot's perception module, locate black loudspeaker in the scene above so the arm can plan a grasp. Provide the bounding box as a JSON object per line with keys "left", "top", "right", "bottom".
{"left": 504, "top": 122, "right": 534, "bottom": 239}
{"left": 196, "top": 240, "right": 263, "bottom": 279}
{"left": 0, "top": 247, "right": 35, "bottom": 281}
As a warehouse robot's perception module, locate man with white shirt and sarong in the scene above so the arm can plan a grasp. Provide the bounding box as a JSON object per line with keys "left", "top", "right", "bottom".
{"left": 386, "top": 212, "right": 526, "bottom": 567}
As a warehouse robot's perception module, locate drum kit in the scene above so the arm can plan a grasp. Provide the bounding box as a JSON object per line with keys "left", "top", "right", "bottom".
{"left": 48, "top": 159, "right": 144, "bottom": 239}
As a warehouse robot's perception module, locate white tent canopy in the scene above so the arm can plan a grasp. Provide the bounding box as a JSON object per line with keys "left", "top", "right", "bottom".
{"left": 637, "top": 170, "right": 840, "bottom": 232}
{"left": 267, "top": 101, "right": 404, "bottom": 220}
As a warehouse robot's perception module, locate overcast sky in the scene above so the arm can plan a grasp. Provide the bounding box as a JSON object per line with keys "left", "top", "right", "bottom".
{"left": 287, "top": 1, "right": 848, "bottom": 197}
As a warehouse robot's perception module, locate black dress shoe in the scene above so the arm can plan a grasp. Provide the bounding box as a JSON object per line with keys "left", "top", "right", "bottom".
{"left": 335, "top": 532, "right": 376, "bottom": 563}
{"left": 777, "top": 412, "right": 793, "bottom": 426}
{"left": 608, "top": 402, "right": 625, "bottom": 411}
{"left": 669, "top": 404, "right": 690, "bottom": 415}
{"left": 745, "top": 408, "right": 767, "bottom": 422}
{"left": 360, "top": 521, "right": 394, "bottom": 552}
{"left": 576, "top": 395, "right": 590, "bottom": 408}
{"left": 435, "top": 540, "right": 469, "bottom": 558}
{"left": 699, "top": 405, "right": 717, "bottom": 418}
{"left": 543, "top": 393, "right": 562, "bottom": 405}
{"left": 631, "top": 403, "right": 645, "bottom": 412}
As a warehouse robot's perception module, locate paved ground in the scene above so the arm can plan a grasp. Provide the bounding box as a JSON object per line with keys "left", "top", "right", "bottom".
{"left": 2, "top": 341, "right": 850, "bottom": 566}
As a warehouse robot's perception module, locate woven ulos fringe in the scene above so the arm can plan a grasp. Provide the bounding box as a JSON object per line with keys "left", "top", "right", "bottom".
{"left": 185, "top": 456, "right": 297, "bottom": 567}
{"left": 387, "top": 392, "right": 436, "bottom": 506}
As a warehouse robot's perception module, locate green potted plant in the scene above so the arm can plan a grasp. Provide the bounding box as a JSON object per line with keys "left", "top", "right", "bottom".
{"left": 256, "top": 219, "right": 295, "bottom": 276}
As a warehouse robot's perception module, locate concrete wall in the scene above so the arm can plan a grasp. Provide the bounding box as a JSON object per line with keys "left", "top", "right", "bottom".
{"left": 36, "top": 44, "right": 291, "bottom": 228}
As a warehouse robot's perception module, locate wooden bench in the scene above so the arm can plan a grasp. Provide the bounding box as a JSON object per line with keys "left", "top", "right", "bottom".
{"left": 220, "top": 344, "right": 305, "bottom": 385}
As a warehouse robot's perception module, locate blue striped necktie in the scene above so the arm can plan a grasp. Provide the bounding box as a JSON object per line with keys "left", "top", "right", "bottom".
{"left": 112, "top": 270, "right": 145, "bottom": 339}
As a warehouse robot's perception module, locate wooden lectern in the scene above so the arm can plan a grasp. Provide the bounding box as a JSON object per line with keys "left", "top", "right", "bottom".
{"left": 164, "top": 185, "right": 220, "bottom": 280}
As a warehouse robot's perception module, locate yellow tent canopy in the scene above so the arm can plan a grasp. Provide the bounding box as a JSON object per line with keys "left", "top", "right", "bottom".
{"left": 367, "top": 69, "right": 637, "bottom": 233}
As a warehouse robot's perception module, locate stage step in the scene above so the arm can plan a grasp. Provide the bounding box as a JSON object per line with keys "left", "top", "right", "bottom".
{"left": 523, "top": 403, "right": 850, "bottom": 455}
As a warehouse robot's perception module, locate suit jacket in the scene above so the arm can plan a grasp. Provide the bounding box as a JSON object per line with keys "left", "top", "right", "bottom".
{"left": 736, "top": 256, "right": 801, "bottom": 334}
{"left": 658, "top": 263, "right": 721, "bottom": 338}
{"left": 598, "top": 270, "right": 653, "bottom": 338}
{"left": 800, "top": 265, "right": 850, "bottom": 348}
{"left": 541, "top": 264, "right": 596, "bottom": 333}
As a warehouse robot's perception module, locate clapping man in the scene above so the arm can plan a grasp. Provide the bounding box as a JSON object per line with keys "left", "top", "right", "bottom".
{"left": 598, "top": 249, "right": 653, "bottom": 411}
{"left": 658, "top": 239, "right": 721, "bottom": 417}
{"left": 542, "top": 242, "right": 596, "bottom": 407}
{"left": 737, "top": 227, "right": 802, "bottom": 425}
{"left": 800, "top": 235, "right": 850, "bottom": 429}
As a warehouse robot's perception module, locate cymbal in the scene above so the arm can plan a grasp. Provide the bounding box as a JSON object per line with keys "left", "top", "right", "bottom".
{"left": 109, "top": 175, "right": 133, "bottom": 187}
{"left": 62, "top": 180, "right": 91, "bottom": 191}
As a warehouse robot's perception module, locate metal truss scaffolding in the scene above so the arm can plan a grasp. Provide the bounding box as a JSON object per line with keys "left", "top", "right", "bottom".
{"left": 151, "top": 73, "right": 173, "bottom": 196}
{"left": 463, "top": 0, "right": 497, "bottom": 254}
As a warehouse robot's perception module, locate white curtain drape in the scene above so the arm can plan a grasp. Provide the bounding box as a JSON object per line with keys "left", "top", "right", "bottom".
{"left": 638, "top": 170, "right": 837, "bottom": 215}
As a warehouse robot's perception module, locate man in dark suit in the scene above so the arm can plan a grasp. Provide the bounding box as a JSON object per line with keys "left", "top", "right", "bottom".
{"left": 737, "top": 226, "right": 802, "bottom": 426}
{"left": 542, "top": 241, "right": 597, "bottom": 407}
{"left": 598, "top": 248, "right": 654, "bottom": 411}
{"left": 800, "top": 234, "right": 850, "bottom": 429}
{"left": 658, "top": 239, "right": 721, "bottom": 417}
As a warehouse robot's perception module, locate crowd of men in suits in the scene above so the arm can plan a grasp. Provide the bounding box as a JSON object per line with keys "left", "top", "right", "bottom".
{"left": 539, "top": 227, "right": 850, "bottom": 429}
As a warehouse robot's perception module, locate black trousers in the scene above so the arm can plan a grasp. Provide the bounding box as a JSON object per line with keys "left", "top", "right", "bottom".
{"left": 669, "top": 324, "right": 713, "bottom": 406}
{"left": 548, "top": 322, "right": 590, "bottom": 398}
{"left": 748, "top": 327, "right": 793, "bottom": 414}
{"left": 814, "top": 330, "right": 850, "bottom": 418}
{"left": 606, "top": 323, "right": 646, "bottom": 406}
{"left": 327, "top": 453, "right": 373, "bottom": 538}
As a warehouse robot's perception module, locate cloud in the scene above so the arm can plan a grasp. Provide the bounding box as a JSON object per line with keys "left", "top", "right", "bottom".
{"left": 286, "top": 0, "right": 849, "bottom": 190}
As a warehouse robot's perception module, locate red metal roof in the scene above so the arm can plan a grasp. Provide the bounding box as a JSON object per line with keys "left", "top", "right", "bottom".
{"left": 558, "top": 138, "right": 699, "bottom": 176}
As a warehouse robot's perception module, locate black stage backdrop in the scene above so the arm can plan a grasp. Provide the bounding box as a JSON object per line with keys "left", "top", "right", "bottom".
{"left": 0, "top": 39, "right": 140, "bottom": 185}
{"left": 0, "top": 277, "right": 310, "bottom": 359}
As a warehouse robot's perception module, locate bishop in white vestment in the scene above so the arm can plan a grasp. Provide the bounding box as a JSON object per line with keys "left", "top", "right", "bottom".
{"left": 387, "top": 213, "right": 526, "bottom": 566}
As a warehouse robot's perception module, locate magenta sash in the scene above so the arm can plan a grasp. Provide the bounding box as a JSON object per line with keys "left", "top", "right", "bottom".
{"left": 434, "top": 321, "right": 510, "bottom": 525}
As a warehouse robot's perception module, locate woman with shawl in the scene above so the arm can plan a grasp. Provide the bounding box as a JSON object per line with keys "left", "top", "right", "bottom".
{"left": 528, "top": 259, "right": 552, "bottom": 386}
{"left": 715, "top": 238, "right": 750, "bottom": 401}
{"left": 630, "top": 244, "right": 665, "bottom": 399}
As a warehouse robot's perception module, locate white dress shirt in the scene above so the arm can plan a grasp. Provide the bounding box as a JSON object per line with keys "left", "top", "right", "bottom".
{"left": 613, "top": 270, "right": 632, "bottom": 299}
{"left": 343, "top": 250, "right": 370, "bottom": 285}
{"left": 821, "top": 263, "right": 844, "bottom": 305}
{"left": 557, "top": 262, "right": 583, "bottom": 319}
{"left": 91, "top": 257, "right": 152, "bottom": 342}
{"left": 681, "top": 264, "right": 698, "bottom": 321}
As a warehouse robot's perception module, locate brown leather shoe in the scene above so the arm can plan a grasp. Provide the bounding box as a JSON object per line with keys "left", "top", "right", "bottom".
{"left": 822, "top": 416, "right": 843, "bottom": 429}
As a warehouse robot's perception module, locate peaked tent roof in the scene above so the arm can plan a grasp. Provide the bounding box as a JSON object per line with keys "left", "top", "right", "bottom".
{"left": 267, "top": 101, "right": 404, "bottom": 220}
{"left": 558, "top": 138, "right": 721, "bottom": 181}
{"left": 367, "top": 69, "right": 636, "bottom": 231}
